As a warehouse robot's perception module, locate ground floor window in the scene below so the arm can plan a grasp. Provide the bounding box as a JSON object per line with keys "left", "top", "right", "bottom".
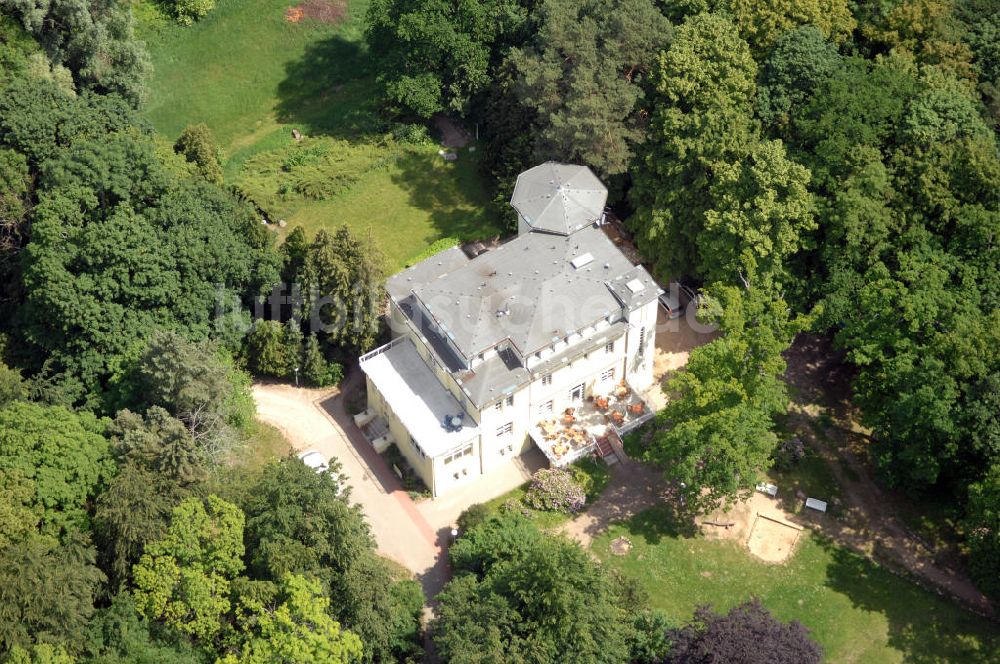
{"left": 569, "top": 383, "right": 585, "bottom": 401}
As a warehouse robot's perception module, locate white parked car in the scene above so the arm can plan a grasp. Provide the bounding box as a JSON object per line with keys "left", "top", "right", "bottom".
{"left": 298, "top": 450, "right": 330, "bottom": 473}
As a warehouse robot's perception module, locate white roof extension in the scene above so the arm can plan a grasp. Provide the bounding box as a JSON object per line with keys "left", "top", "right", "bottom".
{"left": 360, "top": 338, "right": 479, "bottom": 458}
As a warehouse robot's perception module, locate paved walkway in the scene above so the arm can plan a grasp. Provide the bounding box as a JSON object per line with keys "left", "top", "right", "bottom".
{"left": 252, "top": 372, "right": 544, "bottom": 599}
{"left": 252, "top": 380, "right": 448, "bottom": 597}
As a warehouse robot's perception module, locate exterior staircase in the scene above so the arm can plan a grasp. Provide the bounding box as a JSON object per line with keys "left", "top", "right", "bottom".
{"left": 594, "top": 435, "right": 619, "bottom": 465}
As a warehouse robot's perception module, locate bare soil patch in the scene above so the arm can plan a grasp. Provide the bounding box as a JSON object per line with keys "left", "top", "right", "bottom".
{"left": 747, "top": 514, "right": 802, "bottom": 563}
{"left": 700, "top": 491, "right": 802, "bottom": 563}
{"left": 433, "top": 114, "right": 471, "bottom": 148}
{"left": 285, "top": 0, "right": 346, "bottom": 24}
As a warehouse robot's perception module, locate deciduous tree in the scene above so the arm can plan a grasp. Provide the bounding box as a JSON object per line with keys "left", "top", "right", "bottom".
{"left": 4, "top": 0, "right": 151, "bottom": 105}
{"left": 132, "top": 495, "right": 245, "bottom": 643}
{"left": 435, "top": 512, "right": 648, "bottom": 663}
{"left": 964, "top": 463, "right": 1000, "bottom": 598}
{"left": 222, "top": 574, "right": 363, "bottom": 664}
{"left": 630, "top": 12, "right": 758, "bottom": 278}
{"left": 646, "top": 286, "right": 796, "bottom": 512}
{"left": 0, "top": 401, "right": 113, "bottom": 537}
{"left": 366, "top": 0, "right": 531, "bottom": 117}
{"left": 663, "top": 598, "right": 822, "bottom": 663}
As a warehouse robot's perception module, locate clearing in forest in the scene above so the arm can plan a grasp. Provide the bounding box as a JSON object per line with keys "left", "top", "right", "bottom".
{"left": 137, "top": 0, "right": 501, "bottom": 269}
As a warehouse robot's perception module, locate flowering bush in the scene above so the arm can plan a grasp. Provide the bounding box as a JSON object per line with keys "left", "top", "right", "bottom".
{"left": 524, "top": 468, "right": 586, "bottom": 513}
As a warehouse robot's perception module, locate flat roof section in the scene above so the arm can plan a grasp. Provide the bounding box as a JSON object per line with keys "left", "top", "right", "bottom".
{"left": 360, "top": 338, "right": 479, "bottom": 458}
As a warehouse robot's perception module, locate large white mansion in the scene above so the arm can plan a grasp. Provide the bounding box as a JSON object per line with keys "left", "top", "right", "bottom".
{"left": 357, "top": 163, "right": 659, "bottom": 496}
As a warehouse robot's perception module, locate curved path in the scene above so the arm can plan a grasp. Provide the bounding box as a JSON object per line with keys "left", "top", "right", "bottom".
{"left": 252, "top": 379, "right": 449, "bottom": 598}
{"left": 784, "top": 335, "right": 994, "bottom": 617}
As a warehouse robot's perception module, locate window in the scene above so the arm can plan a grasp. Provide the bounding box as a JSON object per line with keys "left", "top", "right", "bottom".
{"left": 638, "top": 327, "right": 646, "bottom": 356}
{"left": 605, "top": 341, "right": 615, "bottom": 354}
{"left": 505, "top": 394, "right": 514, "bottom": 407}
{"left": 495, "top": 401, "right": 503, "bottom": 412}
{"left": 601, "top": 368, "right": 615, "bottom": 382}
{"left": 539, "top": 400, "right": 554, "bottom": 416}
{"left": 444, "top": 444, "right": 473, "bottom": 464}
{"left": 496, "top": 422, "right": 513, "bottom": 437}
{"left": 410, "top": 435, "right": 425, "bottom": 459}
{"left": 569, "top": 384, "right": 585, "bottom": 401}
{"left": 542, "top": 374, "right": 552, "bottom": 386}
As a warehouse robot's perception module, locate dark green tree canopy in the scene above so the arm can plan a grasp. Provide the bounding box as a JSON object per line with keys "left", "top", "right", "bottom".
{"left": 366, "top": 0, "right": 531, "bottom": 117}
{"left": 4, "top": 0, "right": 151, "bottom": 105}
{"left": 756, "top": 25, "right": 843, "bottom": 127}
{"left": 434, "top": 512, "right": 656, "bottom": 663}
{"left": 508, "top": 0, "right": 671, "bottom": 176}
{"left": 18, "top": 129, "right": 279, "bottom": 402}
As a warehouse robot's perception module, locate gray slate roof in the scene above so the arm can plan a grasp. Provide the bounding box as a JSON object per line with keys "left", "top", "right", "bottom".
{"left": 405, "top": 225, "right": 652, "bottom": 362}
{"left": 510, "top": 163, "right": 607, "bottom": 236}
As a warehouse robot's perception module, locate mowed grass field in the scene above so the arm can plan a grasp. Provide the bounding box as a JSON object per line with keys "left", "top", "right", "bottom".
{"left": 137, "top": 0, "right": 501, "bottom": 268}
{"left": 595, "top": 507, "right": 1000, "bottom": 663}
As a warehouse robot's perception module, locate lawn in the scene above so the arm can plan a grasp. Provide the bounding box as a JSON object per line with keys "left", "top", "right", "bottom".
{"left": 137, "top": 0, "right": 501, "bottom": 268}
{"left": 595, "top": 507, "right": 1000, "bottom": 664}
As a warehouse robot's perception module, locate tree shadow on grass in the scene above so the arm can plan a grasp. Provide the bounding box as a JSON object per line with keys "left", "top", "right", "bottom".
{"left": 388, "top": 150, "right": 503, "bottom": 243}
{"left": 274, "top": 35, "right": 379, "bottom": 139}
{"left": 819, "top": 536, "right": 999, "bottom": 663}
{"left": 622, "top": 505, "right": 698, "bottom": 545}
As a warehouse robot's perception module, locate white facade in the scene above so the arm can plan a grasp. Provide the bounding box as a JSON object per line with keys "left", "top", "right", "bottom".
{"left": 359, "top": 163, "right": 660, "bottom": 497}
{"left": 362, "top": 281, "right": 658, "bottom": 497}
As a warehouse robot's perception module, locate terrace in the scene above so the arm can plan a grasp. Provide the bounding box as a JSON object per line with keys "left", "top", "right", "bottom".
{"left": 530, "top": 381, "right": 653, "bottom": 466}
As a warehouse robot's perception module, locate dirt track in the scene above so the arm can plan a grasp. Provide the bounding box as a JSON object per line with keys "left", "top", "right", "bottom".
{"left": 784, "top": 335, "right": 994, "bottom": 617}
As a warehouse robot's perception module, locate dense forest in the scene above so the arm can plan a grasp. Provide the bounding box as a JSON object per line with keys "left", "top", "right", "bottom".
{"left": 369, "top": 0, "right": 1000, "bottom": 600}
{"left": 0, "top": 3, "right": 411, "bottom": 661}
{"left": 0, "top": 0, "right": 997, "bottom": 661}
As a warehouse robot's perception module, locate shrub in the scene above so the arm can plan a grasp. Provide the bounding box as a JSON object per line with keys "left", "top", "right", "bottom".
{"left": 172, "top": 0, "right": 216, "bottom": 25}
{"left": 524, "top": 468, "right": 586, "bottom": 513}
{"left": 774, "top": 437, "right": 806, "bottom": 470}
{"left": 173, "top": 124, "right": 222, "bottom": 183}
{"left": 390, "top": 122, "right": 432, "bottom": 144}
{"left": 456, "top": 503, "right": 491, "bottom": 534}
{"left": 570, "top": 457, "right": 611, "bottom": 501}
